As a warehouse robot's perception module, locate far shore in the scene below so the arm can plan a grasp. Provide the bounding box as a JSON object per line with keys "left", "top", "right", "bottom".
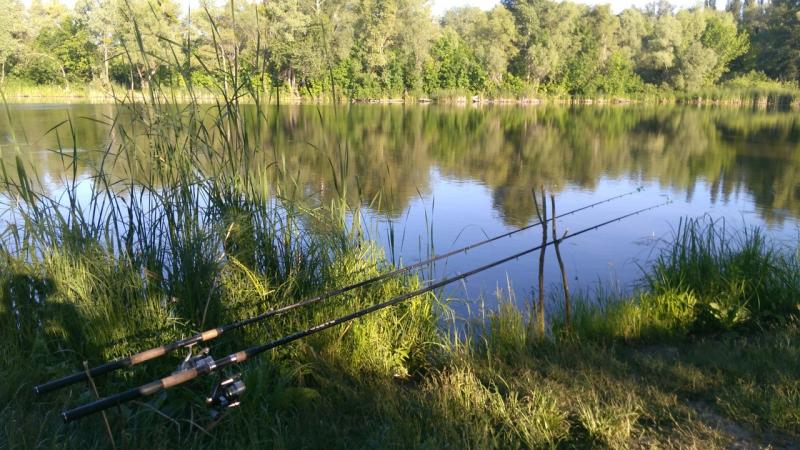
{"left": 4, "top": 88, "right": 800, "bottom": 109}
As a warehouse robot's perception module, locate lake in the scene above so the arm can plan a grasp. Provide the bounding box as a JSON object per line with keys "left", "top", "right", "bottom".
{"left": 2, "top": 103, "right": 799, "bottom": 316}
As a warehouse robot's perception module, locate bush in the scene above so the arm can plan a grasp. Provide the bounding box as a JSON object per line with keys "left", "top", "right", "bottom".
{"left": 646, "top": 216, "right": 800, "bottom": 332}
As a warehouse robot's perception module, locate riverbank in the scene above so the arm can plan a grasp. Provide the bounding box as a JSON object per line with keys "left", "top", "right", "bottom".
{"left": 1, "top": 214, "right": 798, "bottom": 448}
{"left": 1, "top": 69, "right": 798, "bottom": 448}
{"left": 3, "top": 80, "right": 799, "bottom": 109}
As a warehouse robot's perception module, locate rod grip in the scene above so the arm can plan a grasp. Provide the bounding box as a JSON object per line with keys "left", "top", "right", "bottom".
{"left": 34, "top": 360, "right": 127, "bottom": 395}
{"left": 61, "top": 368, "right": 202, "bottom": 422}
{"left": 61, "top": 383, "right": 148, "bottom": 422}
{"left": 36, "top": 333, "right": 207, "bottom": 395}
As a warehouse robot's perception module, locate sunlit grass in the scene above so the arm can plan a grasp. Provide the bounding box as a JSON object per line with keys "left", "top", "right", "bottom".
{"left": 1, "top": 5, "right": 799, "bottom": 449}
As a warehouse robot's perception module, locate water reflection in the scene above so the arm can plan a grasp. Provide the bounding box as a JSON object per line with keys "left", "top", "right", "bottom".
{"left": 2, "top": 104, "right": 799, "bottom": 308}
{"left": 6, "top": 104, "right": 798, "bottom": 225}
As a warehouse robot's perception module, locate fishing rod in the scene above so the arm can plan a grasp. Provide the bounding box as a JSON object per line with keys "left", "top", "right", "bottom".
{"left": 60, "top": 200, "right": 670, "bottom": 422}
{"left": 34, "top": 188, "right": 642, "bottom": 395}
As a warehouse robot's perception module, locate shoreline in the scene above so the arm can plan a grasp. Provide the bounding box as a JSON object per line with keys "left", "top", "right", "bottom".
{"left": 3, "top": 75, "right": 799, "bottom": 447}
{"left": 4, "top": 90, "right": 799, "bottom": 109}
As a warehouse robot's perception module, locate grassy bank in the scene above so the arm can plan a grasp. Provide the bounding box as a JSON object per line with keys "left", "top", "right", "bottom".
{"left": 0, "top": 80, "right": 114, "bottom": 102}
{"left": 3, "top": 78, "right": 799, "bottom": 109}
{"left": 1, "top": 215, "right": 799, "bottom": 448}
{"left": 1, "top": 29, "right": 798, "bottom": 448}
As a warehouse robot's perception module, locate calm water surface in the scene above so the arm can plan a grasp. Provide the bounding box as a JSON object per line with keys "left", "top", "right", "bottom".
{"left": 2, "top": 104, "right": 799, "bottom": 315}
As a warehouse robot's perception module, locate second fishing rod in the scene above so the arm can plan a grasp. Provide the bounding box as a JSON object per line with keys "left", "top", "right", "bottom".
{"left": 34, "top": 188, "right": 643, "bottom": 395}
{"left": 60, "top": 199, "right": 671, "bottom": 422}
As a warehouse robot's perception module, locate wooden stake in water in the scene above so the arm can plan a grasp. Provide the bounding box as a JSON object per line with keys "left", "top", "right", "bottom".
{"left": 550, "top": 195, "right": 571, "bottom": 328}
{"left": 532, "top": 186, "right": 547, "bottom": 338}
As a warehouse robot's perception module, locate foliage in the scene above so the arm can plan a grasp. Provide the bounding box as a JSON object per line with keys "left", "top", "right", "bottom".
{"left": 1, "top": 2, "right": 799, "bottom": 447}
{"left": 0, "top": 0, "right": 25, "bottom": 81}
{"left": 31, "top": 16, "right": 96, "bottom": 83}
{"left": 646, "top": 216, "right": 800, "bottom": 332}
{"left": 0, "top": 0, "right": 795, "bottom": 98}
{"left": 423, "top": 28, "right": 486, "bottom": 94}
{"left": 735, "top": 0, "right": 800, "bottom": 82}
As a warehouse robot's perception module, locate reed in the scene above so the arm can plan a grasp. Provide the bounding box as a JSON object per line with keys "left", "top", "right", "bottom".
{"left": 0, "top": 5, "right": 438, "bottom": 448}
{"left": 0, "top": 79, "right": 114, "bottom": 101}
{"left": 677, "top": 73, "right": 800, "bottom": 108}
{"left": 646, "top": 216, "right": 800, "bottom": 332}
{"left": 1, "top": 4, "right": 798, "bottom": 448}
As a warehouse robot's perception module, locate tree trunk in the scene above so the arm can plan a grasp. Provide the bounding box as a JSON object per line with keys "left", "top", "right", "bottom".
{"left": 103, "top": 44, "right": 109, "bottom": 84}
{"left": 1, "top": 61, "right": 5, "bottom": 84}
{"left": 136, "top": 66, "right": 148, "bottom": 92}
{"left": 288, "top": 68, "right": 297, "bottom": 97}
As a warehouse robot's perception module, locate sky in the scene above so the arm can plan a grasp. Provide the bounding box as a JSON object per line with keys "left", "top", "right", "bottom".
{"left": 26, "top": 0, "right": 711, "bottom": 17}
{"left": 429, "top": 0, "right": 707, "bottom": 15}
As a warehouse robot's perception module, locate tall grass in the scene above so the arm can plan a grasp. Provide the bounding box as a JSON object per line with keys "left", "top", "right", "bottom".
{"left": 557, "top": 216, "right": 800, "bottom": 343}
{"left": 0, "top": 79, "right": 114, "bottom": 101}
{"left": 1, "top": 4, "right": 799, "bottom": 448}
{"left": 677, "top": 72, "right": 800, "bottom": 109}
{"left": 0, "top": 5, "right": 440, "bottom": 448}
{"left": 647, "top": 216, "right": 800, "bottom": 331}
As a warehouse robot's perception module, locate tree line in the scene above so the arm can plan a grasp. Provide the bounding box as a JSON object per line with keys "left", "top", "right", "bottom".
{"left": 0, "top": 0, "right": 797, "bottom": 99}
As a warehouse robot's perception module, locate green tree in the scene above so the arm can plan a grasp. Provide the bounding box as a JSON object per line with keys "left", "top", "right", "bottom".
{"left": 442, "top": 5, "right": 518, "bottom": 85}
{"left": 0, "top": 0, "right": 24, "bottom": 82}
{"left": 423, "top": 28, "right": 485, "bottom": 93}
{"left": 189, "top": 1, "right": 261, "bottom": 91}
{"left": 616, "top": 8, "right": 650, "bottom": 62}
{"left": 726, "top": 0, "right": 743, "bottom": 21}
{"left": 350, "top": 0, "right": 433, "bottom": 97}
{"left": 32, "top": 14, "right": 97, "bottom": 83}
{"left": 639, "top": 12, "right": 682, "bottom": 86}
{"left": 563, "top": 5, "right": 623, "bottom": 95}
{"left": 75, "top": 0, "right": 118, "bottom": 83}
{"left": 503, "top": 0, "right": 584, "bottom": 89}
{"left": 752, "top": 0, "right": 800, "bottom": 81}
{"left": 115, "top": 0, "right": 181, "bottom": 89}
{"left": 701, "top": 11, "right": 749, "bottom": 82}
{"left": 26, "top": 0, "right": 70, "bottom": 37}
{"left": 262, "top": 0, "right": 314, "bottom": 95}
{"left": 0, "top": 0, "right": 795, "bottom": 97}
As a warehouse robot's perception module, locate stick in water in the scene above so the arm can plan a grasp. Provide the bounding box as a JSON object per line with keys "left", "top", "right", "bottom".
{"left": 532, "top": 186, "right": 547, "bottom": 337}
{"left": 550, "top": 195, "right": 571, "bottom": 328}
{"left": 34, "top": 188, "right": 646, "bottom": 396}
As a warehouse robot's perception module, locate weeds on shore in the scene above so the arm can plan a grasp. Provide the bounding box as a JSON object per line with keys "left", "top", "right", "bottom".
{"left": 552, "top": 217, "right": 800, "bottom": 343}
{"left": 0, "top": 4, "right": 428, "bottom": 445}
{"left": 1, "top": 4, "right": 798, "bottom": 449}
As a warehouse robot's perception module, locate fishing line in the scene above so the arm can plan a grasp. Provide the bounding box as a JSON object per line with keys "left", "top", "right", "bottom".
{"left": 59, "top": 200, "right": 670, "bottom": 422}
{"left": 34, "top": 188, "right": 643, "bottom": 395}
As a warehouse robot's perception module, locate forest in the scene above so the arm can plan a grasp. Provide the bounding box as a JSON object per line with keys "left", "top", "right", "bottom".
{"left": 0, "top": 0, "right": 798, "bottom": 99}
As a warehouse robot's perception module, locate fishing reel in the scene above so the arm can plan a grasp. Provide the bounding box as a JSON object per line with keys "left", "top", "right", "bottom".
{"left": 176, "top": 347, "right": 214, "bottom": 372}
{"left": 175, "top": 347, "right": 245, "bottom": 419}
{"left": 206, "top": 373, "right": 246, "bottom": 419}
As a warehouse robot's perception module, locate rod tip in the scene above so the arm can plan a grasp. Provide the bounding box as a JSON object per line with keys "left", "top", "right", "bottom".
{"left": 33, "top": 385, "right": 41, "bottom": 395}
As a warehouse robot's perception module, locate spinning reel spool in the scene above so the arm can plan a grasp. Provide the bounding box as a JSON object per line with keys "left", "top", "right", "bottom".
{"left": 177, "top": 347, "right": 214, "bottom": 372}
{"left": 177, "top": 347, "right": 247, "bottom": 418}
{"left": 206, "top": 374, "right": 246, "bottom": 419}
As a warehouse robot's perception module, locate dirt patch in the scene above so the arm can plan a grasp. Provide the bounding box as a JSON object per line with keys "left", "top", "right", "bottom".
{"left": 690, "top": 401, "right": 798, "bottom": 450}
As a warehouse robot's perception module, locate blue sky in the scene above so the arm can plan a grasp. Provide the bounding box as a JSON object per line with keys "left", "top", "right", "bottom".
{"left": 27, "top": 0, "right": 711, "bottom": 17}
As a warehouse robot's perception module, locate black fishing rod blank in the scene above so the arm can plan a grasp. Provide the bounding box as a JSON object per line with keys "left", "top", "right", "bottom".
{"left": 60, "top": 200, "right": 669, "bottom": 422}
{"left": 34, "top": 189, "right": 642, "bottom": 395}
